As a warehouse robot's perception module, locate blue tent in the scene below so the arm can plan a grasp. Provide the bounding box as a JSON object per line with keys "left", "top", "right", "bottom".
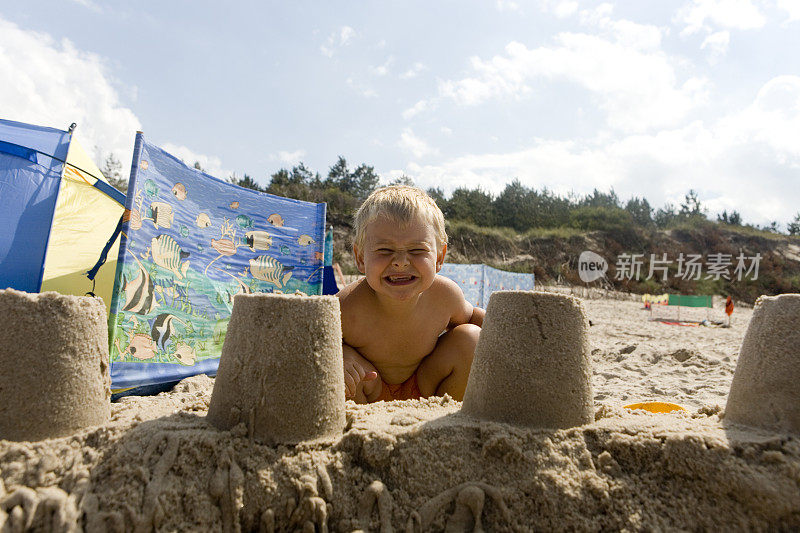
{"left": 0, "top": 118, "right": 125, "bottom": 306}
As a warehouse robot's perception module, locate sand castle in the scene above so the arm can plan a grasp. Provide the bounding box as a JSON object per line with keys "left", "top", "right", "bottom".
{"left": 0, "top": 289, "right": 110, "bottom": 441}
{"left": 462, "top": 290, "right": 594, "bottom": 429}
{"left": 725, "top": 293, "right": 800, "bottom": 433}
{"left": 207, "top": 293, "right": 346, "bottom": 444}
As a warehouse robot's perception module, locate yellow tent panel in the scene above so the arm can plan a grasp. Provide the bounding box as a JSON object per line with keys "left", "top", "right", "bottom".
{"left": 40, "top": 141, "right": 124, "bottom": 313}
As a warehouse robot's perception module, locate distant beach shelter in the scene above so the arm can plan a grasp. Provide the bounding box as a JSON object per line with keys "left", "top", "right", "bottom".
{"left": 0, "top": 118, "right": 125, "bottom": 311}
{"left": 438, "top": 263, "right": 535, "bottom": 308}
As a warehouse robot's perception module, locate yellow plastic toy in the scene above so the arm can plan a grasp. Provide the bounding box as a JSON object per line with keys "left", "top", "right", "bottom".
{"left": 623, "top": 402, "right": 687, "bottom": 413}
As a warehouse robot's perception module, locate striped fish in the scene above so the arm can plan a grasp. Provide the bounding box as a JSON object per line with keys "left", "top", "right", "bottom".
{"left": 249, "top": 255, "right": 293, "bottom": 288}
{"left": 151, "top": 235, "right": 190, "bottom": 279}
{"left": 122, "top": 250, "right": 157, "bottom": 315}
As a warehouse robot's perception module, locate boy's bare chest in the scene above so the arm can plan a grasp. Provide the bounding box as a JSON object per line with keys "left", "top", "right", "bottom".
{"left": 347, "top": 310, "right": 448, "bottom": 364}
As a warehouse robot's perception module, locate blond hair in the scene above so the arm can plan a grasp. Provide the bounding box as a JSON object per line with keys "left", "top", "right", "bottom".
{"left": 353, "top": 185, "right": 447, "bottom": 251}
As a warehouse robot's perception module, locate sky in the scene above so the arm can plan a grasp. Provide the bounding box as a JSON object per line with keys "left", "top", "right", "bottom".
{"left": 2, "top": 0, "right": 799, "bottom": 228}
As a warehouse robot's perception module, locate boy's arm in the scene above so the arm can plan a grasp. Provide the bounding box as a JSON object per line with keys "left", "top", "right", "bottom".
{"left": 441, "top": 276, "right": 485, "bottom": 329}
{"left": 342, "top": 343, "right": 383, "bottom": 404}
{"left": 469, "top": 305, "right": 485, "bottom": 327}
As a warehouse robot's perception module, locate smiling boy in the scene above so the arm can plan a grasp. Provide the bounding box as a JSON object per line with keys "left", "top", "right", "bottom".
{"left": 337, "top": 185, "right": 485, "bottom": 403}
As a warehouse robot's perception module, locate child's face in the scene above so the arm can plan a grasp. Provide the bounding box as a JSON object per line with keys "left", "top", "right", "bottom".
{"left": 355, "top": 215, "right": 445, "bottom": 302}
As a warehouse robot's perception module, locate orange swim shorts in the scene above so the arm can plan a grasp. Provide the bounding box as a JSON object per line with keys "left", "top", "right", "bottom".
{"left": 375, "top": 373, "right": 421, "bottom": 401}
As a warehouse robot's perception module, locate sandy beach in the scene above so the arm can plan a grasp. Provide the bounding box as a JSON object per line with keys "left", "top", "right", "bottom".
{"left": 1, "top": 292, "right": 799, "bottom": 531}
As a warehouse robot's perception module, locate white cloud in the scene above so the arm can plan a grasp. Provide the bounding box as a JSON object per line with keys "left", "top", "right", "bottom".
{"left": 402, "top": 99, "right": 430, "bottom": 120}
{"left": 0, "top": 17, "right": 140, "bottom": 168}
{"left": 776, "top": 0, "right": 800, "bottom": 23}
{"left": 676, "top": 0, "right": 766, "bottom": 35}
{"left": 551, "top": 1, "right": 578, "bottom": 18}
{"left": 346, "top": 77, "right": 377, "bottom": 98}
{"left": 161, "top": 143, "right": 232, "bottom": 180}
{"left": 439, "top": 35, "right": 708, "bottom": 133}
{"left": 372, "top": 56, "right": 394, "bottom": 77}
{"left": 270, "top": 150, "right": 306, "bottom": 166}
{"left": 69, "top": 0, "right": 101, "bottom": 11}
{"left": 701, "top": 30, "right": 730, "bottom": 61}
{"left": 408, "top": 76, "right": 800, "bottom": 226}
{"left": 496, "top": 0, "right": 521, "bottom": 12}
{"left": 398, "top": 128, "right": 439, "bottom": 159}
{"left": 320, "top": 25, "right": 356, "bottom": 57}
{"left": 400, "top": 62, "right": 426, "bottom": 79}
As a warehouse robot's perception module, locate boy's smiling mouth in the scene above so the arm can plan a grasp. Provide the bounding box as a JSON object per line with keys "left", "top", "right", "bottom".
{"left": 385, "top": 274, "right": 417, "bottom": 285}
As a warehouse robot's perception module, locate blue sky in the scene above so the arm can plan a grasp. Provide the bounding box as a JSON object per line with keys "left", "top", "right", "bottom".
{"left": 2, "top": 0, "right": 799, "bottom": 228}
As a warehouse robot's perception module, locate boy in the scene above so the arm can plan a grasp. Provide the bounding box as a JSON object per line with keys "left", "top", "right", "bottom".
{"left": 337, "top": 185, "right": 485, "bottom": 403}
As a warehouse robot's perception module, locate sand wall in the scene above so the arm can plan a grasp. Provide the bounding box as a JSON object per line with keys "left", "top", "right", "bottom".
{"left": 0, "top": 289, "right": 110, "bottom": 441}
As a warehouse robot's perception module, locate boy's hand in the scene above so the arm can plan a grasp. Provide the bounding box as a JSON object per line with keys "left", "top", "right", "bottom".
{"left": 342, "top": 347, "right": 383, "bottom": 403}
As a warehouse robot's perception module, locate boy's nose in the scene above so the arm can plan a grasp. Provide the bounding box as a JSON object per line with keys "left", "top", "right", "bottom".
{"left": 392, "top": 252, "right": 409, "bottom": 266}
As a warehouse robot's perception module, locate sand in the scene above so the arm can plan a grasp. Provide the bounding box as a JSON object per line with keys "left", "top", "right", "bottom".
{"left": 1, "top": 291, "right": 799, "bottom": 531}
{"left": 0, "top": 290, "right": 110, "bottom": 442}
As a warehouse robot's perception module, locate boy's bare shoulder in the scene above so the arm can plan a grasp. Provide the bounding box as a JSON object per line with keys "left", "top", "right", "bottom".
{"left": 432, "top": 274, "right": 465, "bottom": 299}
{"left": 337, "top": 278, "right": 372, "bottom": 317}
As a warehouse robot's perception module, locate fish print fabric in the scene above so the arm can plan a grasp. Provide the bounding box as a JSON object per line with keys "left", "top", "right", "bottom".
{"left": 108, "top": 135, "right": 326, "bottom": 391}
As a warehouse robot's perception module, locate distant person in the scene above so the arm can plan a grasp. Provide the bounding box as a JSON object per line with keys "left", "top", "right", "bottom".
{"left": 337, "top": 185, "right": 485, "bottom": 403}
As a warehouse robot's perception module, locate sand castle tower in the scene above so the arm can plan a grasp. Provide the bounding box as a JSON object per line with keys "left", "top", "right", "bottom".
{"left": 0, "top": 289, "right": 110, "bottom": 441}
{"left": 462, "top": 291, "right": 594, "bottom": 429}
{"left": 725, "top": 293, "right": 800, "bottom": 433}
{"left": 207, "top": 293, "right": 346, "bottom": 444}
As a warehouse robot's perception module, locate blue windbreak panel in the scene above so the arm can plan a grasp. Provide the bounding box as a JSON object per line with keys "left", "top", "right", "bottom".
{"left": 108, "top": 136, "right": 326, "bottom": 390}
{"left": 439, "top": 263, "right": 535, "bottom": 308}
{"left": 439, "top": 263, "right": 484, "bottom": 308}
{"left": 0, "top": 119, "right": 70, "bottom": 292}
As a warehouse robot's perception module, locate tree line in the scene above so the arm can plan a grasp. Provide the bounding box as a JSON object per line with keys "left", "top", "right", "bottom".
{"left": 100, "top": 152, "right": 800, "bottom": 236}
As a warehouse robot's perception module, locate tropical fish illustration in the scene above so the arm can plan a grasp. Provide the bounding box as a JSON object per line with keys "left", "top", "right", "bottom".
{"left": 249, "top": 255, "right": 293, "bottom": 288}
{"left": 180, "top": 224, "right": 189, "bottom": 237}
{"left": 244, "top": 230, "right": 272, "bottom": 252}
{"left": 173, "top": 342, "right": 197, "bottom": 365}
{"left": 298, "top": 234, "right": 315, "bottom": 246}
{"left": 236, "top": 214, "right": 254, "bottom": 229}
{"left": 150, "top": 235, "right": 190, "bottom": 279}
{"left": 211, "top": 238, "right": 236, "bottom": 255}
{"left": 148, "top": 201, "right": 174, "bottom": 228}
{"left": 114, "top": 333, "right": 157, "bottom": 360}
{"left": 121, "top": 248, "right": 158, "bottom": 315}
{"left": 314, "top": 251, "right": 324, "bottom": 261}
{"left": 196, "top": 213, "right": 212, "bottom": 228}
{"left": 205, "top": 218, "right": 239, "bottom": 274}
{"left": 124, "top": 208, "right": 143, "bottom": 231}
{"left": 143, "top": 178, "right": 158, "bottom": 197}
{"left": 140, "top": 160, "right": 149, "bottom": 171}
{"left": 267, "top": 213, "right": 284, "bottom": 227}
{"left": 212, "top": 267, "right": 254, "bottom": 311}
{"left": 124, "top": 189, "right": 145, "bottom": 230}
{"left": 229, "top": 201, "right": 240, "bottom": 209}
{"left": 280, "top": 245, "right": 290, "bottom": 255}
{"left": 172, "top": 182, "right": 187, "bottom": 200}
{"left": 150, "top": 313, "right": 187, "bottom": 351}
